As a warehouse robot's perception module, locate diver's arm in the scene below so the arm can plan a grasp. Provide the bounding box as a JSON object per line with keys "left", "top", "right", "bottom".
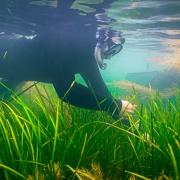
{"left": 80, "top": 59, "right": 137, "bottom": 117}
{"left": 80, "top": 61, "right": 122, "bottom": 118}
{"left": 53, "top": 74, "right": 121, "bottom": 119}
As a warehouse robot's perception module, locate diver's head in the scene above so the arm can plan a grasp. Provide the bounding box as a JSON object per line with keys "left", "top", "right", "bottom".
{"left": 95, "top": 28, "right": 125, "bottom": 69}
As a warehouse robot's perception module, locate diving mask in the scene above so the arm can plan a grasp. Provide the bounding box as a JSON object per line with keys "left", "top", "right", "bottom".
{"left": 95, "top": 28, "right": 125, "bottom": 69}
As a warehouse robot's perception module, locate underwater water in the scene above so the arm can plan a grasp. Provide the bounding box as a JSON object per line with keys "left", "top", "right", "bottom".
{"left": 0, "top": 0, "right": 180, "bottom": 180}
{"left": 74, "top": 0, "right": 180, "bottom": 100}
{"left": 101, "top": 0, "right": 180, "bottom": 99}
{"left": 0, "top": 0, "right": 180, "bottom": 98}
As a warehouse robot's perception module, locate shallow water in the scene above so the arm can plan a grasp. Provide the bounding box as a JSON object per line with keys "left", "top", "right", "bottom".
{"left": 102, "top": 1, "right": 180, "bottom": 77}
{"left": 73, "top": 0, "right": 180, "bottom": 95}
{"left": 0, "top": 0, "right": 180, "bottom": 98}
{"left": 100, "top": 0, "right": 180, "bottom": 98}
{"left": 0, "top": 2, "right": 180, "bottom": 179}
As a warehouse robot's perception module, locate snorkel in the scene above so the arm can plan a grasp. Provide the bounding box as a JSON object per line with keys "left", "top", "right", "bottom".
{"left": 95, "top": 28, "right": 125, "bottom": 69}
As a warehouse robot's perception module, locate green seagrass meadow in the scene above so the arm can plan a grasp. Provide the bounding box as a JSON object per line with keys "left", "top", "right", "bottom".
{"left": 0, "top": 83, "right": 179, "bottom": 179}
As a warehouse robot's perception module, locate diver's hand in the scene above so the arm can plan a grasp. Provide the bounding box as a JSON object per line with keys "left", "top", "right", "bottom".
{"left": 120, "top": 100, "right": 137, "bottom": 116}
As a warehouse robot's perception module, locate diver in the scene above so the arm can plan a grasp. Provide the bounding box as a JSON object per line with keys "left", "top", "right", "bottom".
{"left": 0, "top": 0, "right": 136, "bottom": 119}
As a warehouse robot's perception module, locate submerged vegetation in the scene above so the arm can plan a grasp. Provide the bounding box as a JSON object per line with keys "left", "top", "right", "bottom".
{"left": 0, "top": 82, "right": 179, "bottom": 179}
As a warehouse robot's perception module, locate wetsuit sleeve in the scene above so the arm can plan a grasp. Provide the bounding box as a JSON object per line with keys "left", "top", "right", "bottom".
{"left": 81, "top": 61, "right": 122, "bottom": 119}
{"left": 53, "top": 64, "right": 122, "bottom": 119}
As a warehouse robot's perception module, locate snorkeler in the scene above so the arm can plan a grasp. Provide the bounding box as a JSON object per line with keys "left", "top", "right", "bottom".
{"left": 0, "top": 0, "right": 136, "bottom": 119}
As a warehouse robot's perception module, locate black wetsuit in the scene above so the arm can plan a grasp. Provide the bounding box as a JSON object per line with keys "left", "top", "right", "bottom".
{"left": 0, "top": 2, "right": 122, "bottom": 119}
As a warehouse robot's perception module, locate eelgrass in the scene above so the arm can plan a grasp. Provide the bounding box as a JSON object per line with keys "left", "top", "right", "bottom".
{"left": 0, "top": 83, "right": 179, "bottom": 179}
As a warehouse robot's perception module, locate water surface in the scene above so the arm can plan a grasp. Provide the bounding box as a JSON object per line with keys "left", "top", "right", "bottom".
{"left": 1, "top": 0, "right": 180, "bottom": 96}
